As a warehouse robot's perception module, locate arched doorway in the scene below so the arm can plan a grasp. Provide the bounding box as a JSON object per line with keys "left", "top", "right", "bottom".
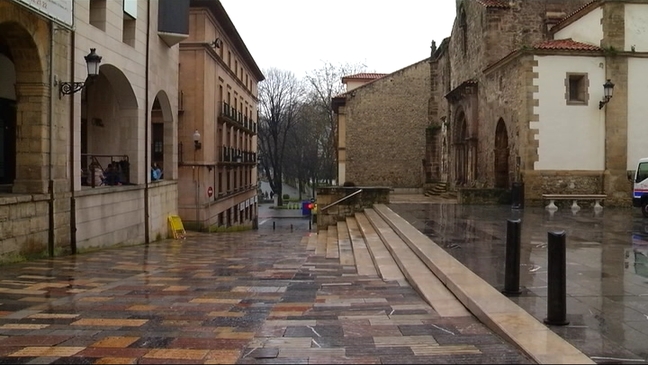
{"left": 0, "top": 52, "right": 16, "bottom": 186}
{"left": 0, "top": 20, "right": 46, "bottom": 193}
{"left": 151, "top": 91, "right": 173, "bottom": 181}
{"left": 454, "top": 112, "right": 468, "bottom": 185}
{"left": 494, "top": 118, "right": 509, "bottom": 189}
{"left": 81, "top": 64, "right": 138, "bottom": 186}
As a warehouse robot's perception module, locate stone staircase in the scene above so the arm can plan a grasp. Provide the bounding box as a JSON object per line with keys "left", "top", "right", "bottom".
{"left": 424, "top": 181, "right": 448, "bottom": 196}
{"left": 307, "top": 204, "right": 594, "bottom": 365}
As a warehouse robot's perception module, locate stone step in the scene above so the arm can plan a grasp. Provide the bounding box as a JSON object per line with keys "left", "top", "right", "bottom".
{"left": 345, "top": 216, "right": 378, "bottom": 277}
{"left": 363, "top": 208, "right": 470, "bottom": 318}
{"left": 336, "top": 221, "right": 355, "bottom": 266}
{"left": 326, "top": 224, "right": 339, "bottom": 259}
{"left": 354, "top": 212, "right": 407, "bottom": 285}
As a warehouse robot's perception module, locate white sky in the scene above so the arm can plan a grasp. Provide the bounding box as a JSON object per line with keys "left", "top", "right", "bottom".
{"left": 219, "top": 0, "right": 457, "bottom": 78}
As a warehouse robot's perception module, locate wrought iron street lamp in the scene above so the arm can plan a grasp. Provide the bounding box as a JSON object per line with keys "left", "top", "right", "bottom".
{"left": 599, "top": 79, "right": 615, "bottom": 109}
{"left": 59, "top": 48, "right": 102, "bottom": 98}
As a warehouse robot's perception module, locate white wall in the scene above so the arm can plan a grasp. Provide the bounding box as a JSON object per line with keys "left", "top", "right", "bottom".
{"left": 554, "top": 6, "right": 603, "bottom": 47}
{"left": 532, "top": 55, "right": 606, "bottom": 170}
{"left": 625, "top": 3, "right": 648, "bottom": 52}
{"left": 627, "top": 58, "right": 648, "bottom": 169}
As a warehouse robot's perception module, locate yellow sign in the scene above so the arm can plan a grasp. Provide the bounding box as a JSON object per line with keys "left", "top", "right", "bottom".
{"left": 168, "top": 215, "right": 186, "bottom": 240}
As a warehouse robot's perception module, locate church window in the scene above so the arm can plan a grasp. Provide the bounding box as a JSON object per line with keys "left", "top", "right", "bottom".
{"left": 565, "top": 73, "right": 589, "bottom": 105}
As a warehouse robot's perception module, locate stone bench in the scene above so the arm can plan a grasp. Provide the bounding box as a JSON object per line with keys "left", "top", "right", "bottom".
{"left": 542, "top": 194, "right": 606, "bottom": 211}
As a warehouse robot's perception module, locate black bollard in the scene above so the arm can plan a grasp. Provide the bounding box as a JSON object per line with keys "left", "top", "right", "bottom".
{"left": 308, "top": 219, "right": 312, "bottom": 231}
{"left": 544, "top": 230, "right": 570, "bottom": 326}
{"left": 273, "top": 221, "right": 275, "bottom": 230}
{"left": 502, "top": 219, "right": 522, "bottom": 296}
{"left": 290, "top": 224, "right": 293, "bottom": 232}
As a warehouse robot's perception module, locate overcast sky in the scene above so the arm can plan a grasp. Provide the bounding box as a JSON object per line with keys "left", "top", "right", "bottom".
{"left": 219, "top": 0, "right": 457, "bottom": 78}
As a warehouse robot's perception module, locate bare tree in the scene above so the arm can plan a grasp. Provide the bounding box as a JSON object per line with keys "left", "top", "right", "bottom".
{"left": 258, "top": 68, "right": 305, "bottom": 207}
{"left": 304, "top": 61, "right": 366, "bottom": 185}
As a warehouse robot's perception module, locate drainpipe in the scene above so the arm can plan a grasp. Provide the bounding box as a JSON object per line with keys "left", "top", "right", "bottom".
{"left": 143, "top": 0, "right": 151, "bottom": 244}
{"left": 48, "top": 20, "right": 55, "bottom": 257}
{"left": 69, "top": 31, "right": 77, "bottom": 254}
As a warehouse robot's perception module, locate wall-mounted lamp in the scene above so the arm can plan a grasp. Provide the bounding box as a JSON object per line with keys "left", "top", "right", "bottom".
{"left": 59, "top": 48, "right": 102, "bottom": 99}
{"left": 210, "top": 38, "right": 223, "bottom": 49}
{"left": 193, "top": 129, "right": 201, "bottom": 150}
{"left": 599, "top": 79, "right": 615, "bottom": 109}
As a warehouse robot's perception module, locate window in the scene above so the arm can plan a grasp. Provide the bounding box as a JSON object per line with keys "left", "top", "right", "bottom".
{"left": 565, "top": 73, "right": 589, "bottom": 105}
{"left": 89, "top": 0, "right": 107, "bottom": 31}
{"left": 637, "top": 163, "right": 648, "bottom": 183}
{"left": 228, "top": 51, "right": 231, "bottom": 67}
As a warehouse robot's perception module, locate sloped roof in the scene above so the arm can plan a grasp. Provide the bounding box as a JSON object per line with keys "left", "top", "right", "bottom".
{"left": 533, "top": 38, "right": 602, "bottom": 51}
{"left": 341, "top": 73, "right": 388, "bottom": 83}
{"left": 476, "top": 0, "right": 509, "bottom": 8}
{"left": 550, "top": 0, "right": 600, "bottom": 34}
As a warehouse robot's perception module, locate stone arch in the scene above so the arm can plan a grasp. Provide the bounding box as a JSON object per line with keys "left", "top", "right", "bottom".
{"left": 151, "top": 90, "right": 173, "bottom": 181}
{"left": 454, "top": 110, "right": 468, "bottom": 186}
{"left": 81, "top": 64, "right": 139, "bottom": 186}
{"left": 494, "top": 118, "right": 509, "bottom": 189}
{"left": 0, "top": 18, "right": 48, "bottom": 193}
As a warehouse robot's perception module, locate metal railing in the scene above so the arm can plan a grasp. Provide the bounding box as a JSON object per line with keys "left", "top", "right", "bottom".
{"left": 319, "top": 189, "right": 363, "bottom": 212}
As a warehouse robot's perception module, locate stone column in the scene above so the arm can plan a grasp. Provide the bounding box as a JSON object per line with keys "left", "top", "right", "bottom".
{"left": 602, "top": 2, "right": 631, "bottom": 206}
{"left": 13, "top": 82, "right": 50, "bottom": 194}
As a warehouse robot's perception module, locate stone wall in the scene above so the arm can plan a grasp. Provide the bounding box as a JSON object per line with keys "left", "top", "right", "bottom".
{"left": 344, "top": 60, "right": 430, "bottom": 188}
{"left": 0, "top": 196, "right": 50, "bottom": 263}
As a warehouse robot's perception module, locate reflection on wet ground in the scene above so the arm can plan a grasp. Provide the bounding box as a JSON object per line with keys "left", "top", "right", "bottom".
{"left": 389, "top": 203, "right": 648, "bottom": 364}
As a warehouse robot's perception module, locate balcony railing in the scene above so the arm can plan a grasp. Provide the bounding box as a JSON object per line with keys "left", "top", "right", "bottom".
{"left": 219, "top": 147, "right": 257, "bottom": 165}
{"left": 81, "top": 154, "right": 130, "bottom": 188}
{"left": 219, "top": 102, "right": 257, "bottom": 134}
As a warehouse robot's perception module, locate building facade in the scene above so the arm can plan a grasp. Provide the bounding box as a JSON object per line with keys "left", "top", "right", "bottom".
{"left": 426, "top": 0, "right": 647, "bottom": 206}
{"left": 333, "top": 64, "right": 430, "bottom": 190}
{"left": 178, "top": 0, "right": 263, "bottom": 231}
{"left": 0, "top": 0, "right": 187, "bottom": 263}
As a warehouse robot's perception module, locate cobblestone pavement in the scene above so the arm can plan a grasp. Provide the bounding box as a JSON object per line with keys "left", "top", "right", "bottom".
{"left": 0, "top": 205, "right": 532, "bottom": 364}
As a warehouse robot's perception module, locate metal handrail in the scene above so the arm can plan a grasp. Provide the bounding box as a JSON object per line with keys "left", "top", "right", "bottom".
{"left": 320, "top": 189, "right": 363, "bottom": 212}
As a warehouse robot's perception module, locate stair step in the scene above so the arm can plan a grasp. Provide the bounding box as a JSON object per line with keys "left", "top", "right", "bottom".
{"left": 354, "top": 212, "right": 407, "bottom": 284}
{"left": 326, "top": 225, "right": 339, "bottom": 259}
{"left": 306, "top": 233, "right": 318, "bottom": 251}
{"left": 346, "top": 217, "right": 378, "bottom": 277}
{"left": 315, "top": 231, "right": 327, "bottom": 256}
{"left": 337, "top": 221, "right": 355, "bottom": 266}
{"left": 364, "top": 208, "right": 469, "bottom": 318}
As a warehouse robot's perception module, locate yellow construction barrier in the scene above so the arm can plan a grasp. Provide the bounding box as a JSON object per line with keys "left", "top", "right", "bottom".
{"left": 168, "top": 215, "right": 186, "bottom": 240}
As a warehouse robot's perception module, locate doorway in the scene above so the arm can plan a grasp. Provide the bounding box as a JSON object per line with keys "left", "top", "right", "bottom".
{"left": 494, "top": 118, "right": 509, "bottom": 189}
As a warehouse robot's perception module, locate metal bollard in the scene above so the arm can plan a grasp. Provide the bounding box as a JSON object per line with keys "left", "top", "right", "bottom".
{"left": 308, "top": 219, "right": 312, "bottom": 231}
{"left": 502, "top": 219, "right": 522, "bottom": 296}
{"left": 273, "top": 221, "right": 275, "bottom": 230}
{"left": 290, "top": 224, "right": 293, "bottom": 232}
{"left": 544, "top": 230, "right": 570, "bottom": 326}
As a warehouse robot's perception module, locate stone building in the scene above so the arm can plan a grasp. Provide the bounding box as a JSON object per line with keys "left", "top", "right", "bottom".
{"left": 332, "top": 64, "right": 430, "bottom": 190}
{"left": 0, "top": 0, "right": 187, "bottom": 263}
{"left": 428, "top": 0, "right": 647, "bottom": 206}
{"left": 178, "top": 0, "right": 264, "bottom": 230}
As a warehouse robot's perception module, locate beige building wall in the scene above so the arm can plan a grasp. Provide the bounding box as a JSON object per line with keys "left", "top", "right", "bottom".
{"left": 0, "top": 0, "right": 182, "bottom": 262}
{"left": 178, "top": 4, "right": 262, "bottom": 231}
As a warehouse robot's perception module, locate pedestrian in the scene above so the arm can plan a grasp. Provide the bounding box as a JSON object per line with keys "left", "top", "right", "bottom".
{"left": 151, "top": 163, "right": 162, "bottom": 181}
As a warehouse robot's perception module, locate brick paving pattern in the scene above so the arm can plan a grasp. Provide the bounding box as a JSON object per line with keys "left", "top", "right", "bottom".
{"left": 0, "top": 226, "right": 533, "bottom": 364}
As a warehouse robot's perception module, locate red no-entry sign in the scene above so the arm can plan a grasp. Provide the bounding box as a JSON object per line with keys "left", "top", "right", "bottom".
{"left": 207, "top": 186, "right": 213, "bottom": 197}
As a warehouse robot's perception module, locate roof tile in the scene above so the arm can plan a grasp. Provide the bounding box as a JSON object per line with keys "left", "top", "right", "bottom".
{"left": 533, "top": 38, "right": 601, "bottom": 51}
{"left": 476, "top": 0, "right": 510, "bottom": 8}
{"left": 341, "top": 73, "right": 388, "bottom": 81}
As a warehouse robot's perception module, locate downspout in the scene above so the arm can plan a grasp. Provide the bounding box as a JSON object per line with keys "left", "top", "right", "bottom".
{"left": 69, "top": 31, "right": 77, "bottom": 254}
{"left": 143, "top": 0, "right": 151, "bottom": 244}
{"left": 48, "top": 20, "right": 55, "bottom": 257}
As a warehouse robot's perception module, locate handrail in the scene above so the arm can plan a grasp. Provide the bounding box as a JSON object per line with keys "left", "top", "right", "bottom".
{"left": 320, "top": 189, "right": 363, "bottom": 212}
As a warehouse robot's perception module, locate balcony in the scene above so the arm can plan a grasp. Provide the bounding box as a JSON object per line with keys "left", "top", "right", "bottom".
{"left": 219, "top": 102, "right": 257, "bottom": 134}
{"left": 219, "top": 146, "right": 257, "bottom": 167}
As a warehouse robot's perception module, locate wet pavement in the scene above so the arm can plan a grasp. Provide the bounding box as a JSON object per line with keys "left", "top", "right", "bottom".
{"left": 389, "top": 201, "right": 648, "bottom": 364}
{"left": 0, "top": 203, "right": 532, "bottom": 364}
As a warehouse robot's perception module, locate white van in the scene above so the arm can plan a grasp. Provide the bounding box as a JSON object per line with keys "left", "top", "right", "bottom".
{"left": 633, "top": 157, "right": 648, "bottom": 217}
